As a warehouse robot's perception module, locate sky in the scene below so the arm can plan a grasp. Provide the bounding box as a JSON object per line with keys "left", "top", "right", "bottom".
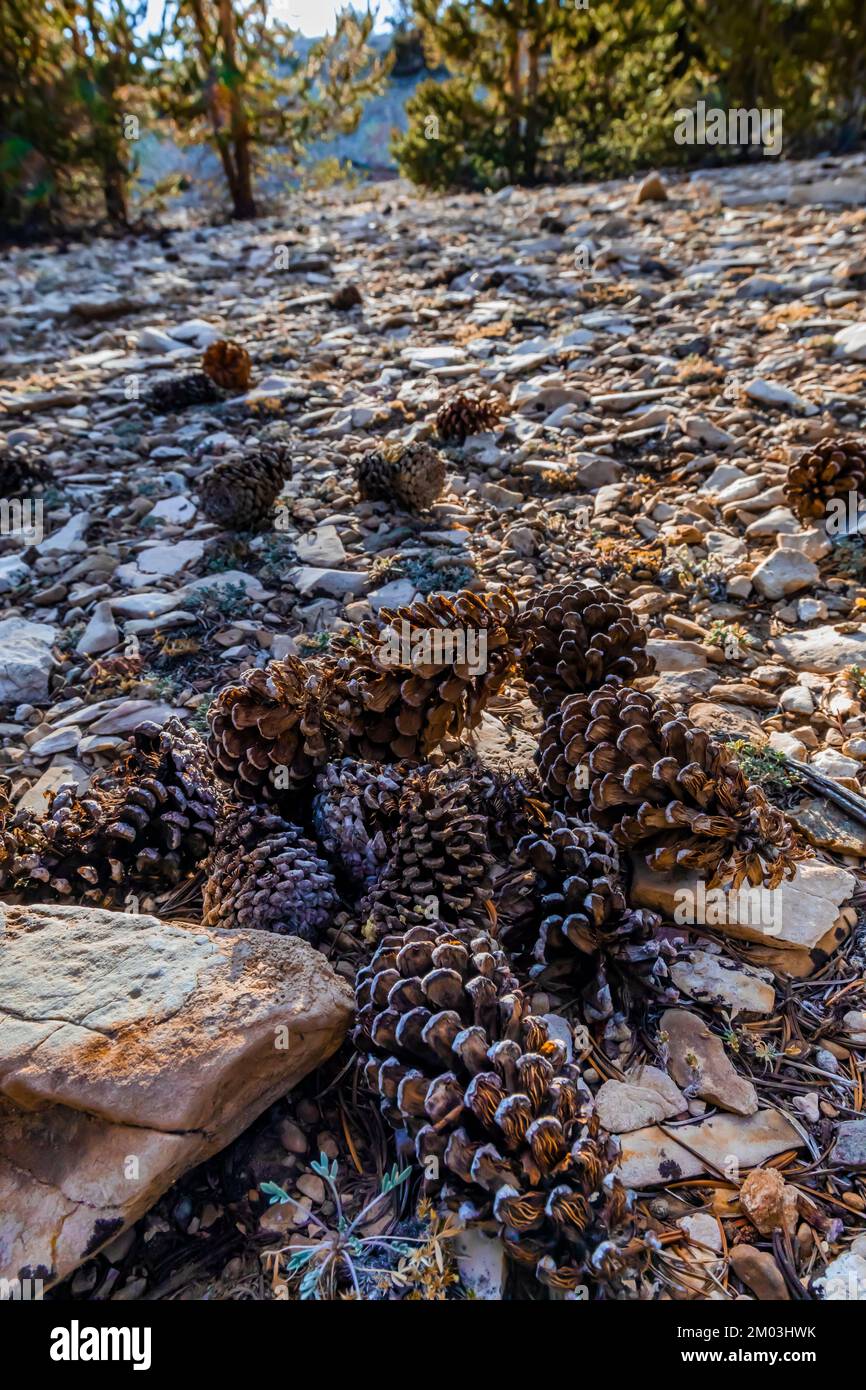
{"left": 143, "top": 0, "right": 398, "bottom": 37}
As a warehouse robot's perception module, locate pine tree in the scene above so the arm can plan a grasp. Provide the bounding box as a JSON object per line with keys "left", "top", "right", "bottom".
{"left": 159, "top": 1, "right": 389, "bottom": 220}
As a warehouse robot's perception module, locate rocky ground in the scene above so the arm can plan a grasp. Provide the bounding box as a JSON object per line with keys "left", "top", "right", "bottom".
{"left": 3, "top": 153, "right": 866, "bottom": 1302}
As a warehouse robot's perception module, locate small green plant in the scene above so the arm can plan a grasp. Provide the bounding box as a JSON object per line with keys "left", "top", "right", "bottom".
{"left": 835, "top": 538, "right": 866, "bottom": 578}
{"left": 849, "top": 665, "right": 866, "bottom": 696}
{"left": 661, "top": 547, "right": 728, "bottom": 601}
{"left": 186, "top": 581, "right": 250, "bottom": 621}
{"left": 729, "top": 739, "right": 803, "bottom": 805}
{"left": 261, "top": 1153, "right": 413, "bottom": 1300}
{"left": 707, "top": 620, "right": 755, "bottom": 657}
{"left": 401, "top": 554, "right": 474, "bottom": 596}
{"left": 190, "top": 693, "right": 216, "bottom": 733}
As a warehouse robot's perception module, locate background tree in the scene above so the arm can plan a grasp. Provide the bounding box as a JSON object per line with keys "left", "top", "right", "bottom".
{"left": 0, "top": 1, "right": 79, "bottom": 232}
{"left": 159, "top": 1, "right": 389, "bottom": 219}
{"left": 65, "top": 0, "right": 157, "bottom": 226}
{"left": 395, "top": 0, "right": 866, "bottom": 189}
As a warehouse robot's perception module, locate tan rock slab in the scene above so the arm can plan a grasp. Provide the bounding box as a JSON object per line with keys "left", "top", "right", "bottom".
{"left": 729, "top": 1245, "right": 790, "bottom": 1300}
{"left": 788, "top": 798, "right": 866, "bottom": 858}
{"left": 670, "top": 950, "right": 775, "bottom": 1016}
{"left": 630, "top": 855, "right": 855, "bottom": 950}
{"left": 617, "top": 1109, "right": 802, "bottom": 1187}
{"left": 595, "top": 1065, "right": 686, "bottom": 1134}
{"left": 661, "top": 1008, "right": 758, "bottom": 1115}
{"left": 0, "top": 903, "right": 354, "bottom": 1288}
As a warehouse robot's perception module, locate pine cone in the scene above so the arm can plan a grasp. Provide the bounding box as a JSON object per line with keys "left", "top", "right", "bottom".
{"left": 207, "top": 654, "right": 335, "bottom": 800}
{"left": 784, "top": 435, "right": 866, "bottom": 523}
{"left": 312, "top": 758, "right": 406, "bottom": 888}
{"left": 202, "top": 339, "right": 253, "bottom": 392}
{"left": 331, "top": 588, "right": 528, "bottom": 762}
{"left": 356, "top": 441, "right": 446, "bottom": 512}
{"left": 145, "top": 371, "right": 222, "bottom": 414}
{"left": 198, "top": 443, "right": 292, "bottom": 530}
{"left": 0, "top": 445, "right": 53, "bottom": 498}
{"left": 331, "top": 283, "right": 362, "bottom": 310}
{"left": 0, "top": 778, "right": 20, "bottom": 890}
{"left": 436, "top": 391, "right": 505, "bottom": 444}
{"left": 524, "top": 580, "right": 654, "bottom": 714}
{"left": 354, "top": 919, "right": 637, "bottom": 1292}
{"left": 510, "top": 812, "right": 626, "bottom": 961}
{"left": 362, "top": 765, "right": 495, "bottom": 933}
{"left": 202, "top": 804, "right": 336, "bottom": 943}
{"left": 479, "top": 765, "right": 548, "bottom": 858}
{"left": 19, "top": 719, "right": 225, "bottom": 904}
{"left": 538, "top": 684, "right": 801, "bottom": 889}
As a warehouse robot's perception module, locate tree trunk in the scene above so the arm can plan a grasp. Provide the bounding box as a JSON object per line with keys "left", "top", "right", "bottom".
{"left": 102, "top": 158, "right": 129, "bottom": 225}
{"left": 217, "top": 0, "right": 257, "bottom": 218}
{"left": 524, "top": 37, "right": 541, "bottom": 183}
{"left": 505, "top": 28, "right": 522, "bottom": 181}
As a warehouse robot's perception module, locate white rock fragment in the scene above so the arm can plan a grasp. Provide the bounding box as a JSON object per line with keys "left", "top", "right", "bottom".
{"left": 0, "top": 617, "right": 57, "bottom": 703}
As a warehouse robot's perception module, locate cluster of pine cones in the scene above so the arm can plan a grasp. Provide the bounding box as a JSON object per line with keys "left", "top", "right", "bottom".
{"left": 2, "top": 575, "right": 805, "bottom": 1296}
{"left": 143, "top": 370, "right": 516, "bottom": 531}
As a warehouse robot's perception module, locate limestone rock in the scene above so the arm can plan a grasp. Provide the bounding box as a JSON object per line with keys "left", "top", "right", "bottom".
{"left": 814, "top": 1250, "right": 866, "bottom": 1300}
{"left": 618, "top": 1109, "right": 801, "bottom": 1186}
{"left": 769, "top": 625, "right": 866, "bottom": 674}
{"left": 729, "top": 1245, "right": 790, "bottom": 1300}
{"left": 0, "top": 903, "right": 353, "bottom": 1289}
{"left": 670, "top": 951, "right": 775, "bottom": 1017}
{"left": 594, "top": 1065, "right": 686, "bottom": 1133}
{"left": 661, "top": 1008, "right": 758, "bottom": 1115}
{"left": 630, "top": 856, "right": 856, "bottom": 952}
{"left": 832, "top": 1119, "right": 866, "bottom": 1170}
{"left": 0, "top": 617, "right": 57, "bottom": 704}
{"left": 750, "top": 546, "right": 819, "bottom": 600}
{"left": 739, "top": 1166, "right": 798, "bottom": 1235}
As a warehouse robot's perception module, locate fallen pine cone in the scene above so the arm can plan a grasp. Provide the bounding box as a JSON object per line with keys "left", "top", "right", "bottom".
{"left": 202, "top": 803, "right": 337, "bottom": 943}
{"left": 436, "top": 390, "right": 506, "bottom": 444}
{"left": 356, "top": 440, "right": 446, "bottom": 513}
{"left": 784, "top": 435, "right": 866, "bottom": 523}
{"left": 202, "top": 338, "right": 253, "bottom": 392}
{"left": 355, "top": 917, "right": 640, "bottom": 1293}
{"left": 538, "top": 683, "right": 802, "bottom": 889}
{"left": 198, "top": 442, "right": 292, "bottom": 530}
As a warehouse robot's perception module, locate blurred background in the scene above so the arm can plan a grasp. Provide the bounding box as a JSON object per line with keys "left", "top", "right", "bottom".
{"left": 1, "top": 0, "right": 865, "bottom": 236}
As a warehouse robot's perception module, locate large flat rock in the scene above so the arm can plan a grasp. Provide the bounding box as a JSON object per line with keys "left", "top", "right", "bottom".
{"left": 618, "top": 1110, "right": 802, "bottom": 1187}
{"left": 0, "top": 903, "right": 353, "bottom": 1288}
{"left": 630, "top": 856, "right": 855, "bottom": 950}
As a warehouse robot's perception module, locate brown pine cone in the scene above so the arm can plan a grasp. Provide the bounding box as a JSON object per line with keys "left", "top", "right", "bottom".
{"left": 312, "top": 758, "right": 406, "bottom": 888}
{"left": 510, "top": 811, "right": 626, "bottom": 961}
{"left": 331, "top": 588, "right": 529, "bottom": 762}
{"left": 0, "top": 445, "right": 53, "bottom": 499}
{"left": 207, "top": 654, "right": 336, "bottom": 800}
{"left": 362, "top": 765, "right": 495, "bottom": 934}
{"left": 436, "top": 391, "right": 505, "bottom": 444}
{"left": 202, "top": 804, "right": 336, "bottom": 943}
{"left": 19, "top": 719, "right": 225, "bottom": 905}
{"left": 537, "top": 684, "right": 802, "bottom": 889}
{"left": 202, "top": 339, "right": 253, "bottom": 391}
{"left": 198, "top": 443, "right": 292, "bottom": 530}
{"left": 356, "top": 440, "right": 446, "bottom": 512}
{"left": 784, "top": 435, "right": 866, "bottom": 523}
{"left": 0, "top": 778, "right": 20, "bottom": 890}
{"left": 354, "top": 918, "right": 638, "bottom": 1292}
{"left": 145, "top": 371, "right": 222, "bottom": 414}
{"left": 524, "top": 580, "right": 654, "bottom": 714}
{"left": 331, "top": 283, "right": 362, "bottom": 310}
